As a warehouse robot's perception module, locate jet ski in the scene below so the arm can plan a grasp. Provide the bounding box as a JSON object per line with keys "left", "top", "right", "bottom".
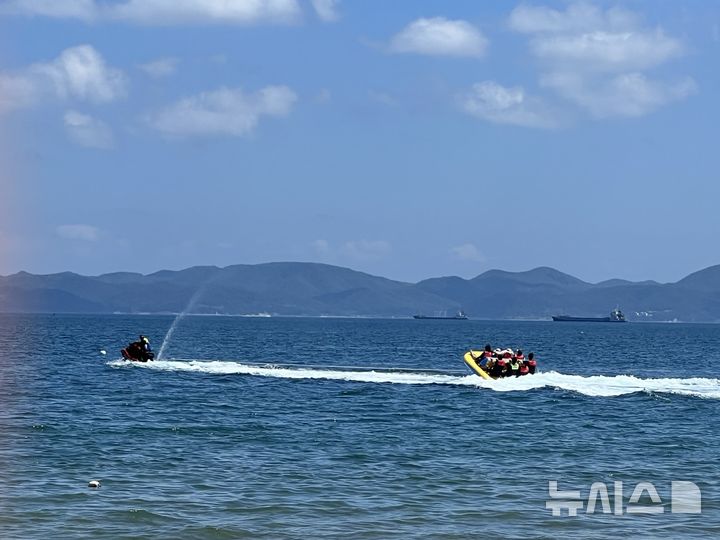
{"left": 121, "top": 341, "right": 154, "bottom": 362}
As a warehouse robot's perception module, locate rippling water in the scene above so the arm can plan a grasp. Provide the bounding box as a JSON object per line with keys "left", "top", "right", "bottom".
{"left": 1, "top": 314, "right": 719, "bottom": 538}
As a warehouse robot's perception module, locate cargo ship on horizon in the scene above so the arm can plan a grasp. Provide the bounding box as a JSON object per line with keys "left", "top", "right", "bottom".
{"left": 413, "top": 310, "right": 468, "bottom": 320}
{"left": 552, "top": 308, "right": 626, "bottom": 323}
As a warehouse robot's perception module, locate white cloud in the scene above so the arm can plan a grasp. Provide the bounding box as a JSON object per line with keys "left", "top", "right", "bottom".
{"left": 148, "top": 85, "right": 297, "bottom": 137}
{"left": 458, "top": 81, "right": 557, "bottom": 128}
{"left": 33, "top": 45, "right": 126, "bottom": 103}
{"left": 509, "top": 2, "right": 638, "bottom": 34}
{"left": 531, "top": 30, "right": 684, "bottom": 73}
{"left": 0, "top": 0, "right": 96, "bottom": 21}
{"left": 511, "top": 3, "right": 684, "bottom": 73}
{"left": 0, "top": 0, "right": 302, "bottom": 25}
{"left": 56, "top": 224, "right": 100, "bottom": 241}
{"left": 139, "top": 57, "right": 179, "bottom": 78}
{"left": 0, "top": 45, "right": 126, "bottom": 113}
{"left": 341, "top": 240, "right": 391, "bottom": 261}
{"left": 64, "top": 110, "right": 114, "bottom": 148}
{"left": 311, "top": 0, "right": 338, "bottom": 22}
{"left": 390, "top": 17, "right": 488, "bottom": 58}
{"left": 542, "top": 72, "right": 697, "bottom": 118}
{"left": 509, "top": 2, "right": 694, "bottom": 119}
{"left": 450, "top": 243, "right": 485, "bottom": 262}
{"left": 111, "top": 0, "right": 301, "bottom": 25}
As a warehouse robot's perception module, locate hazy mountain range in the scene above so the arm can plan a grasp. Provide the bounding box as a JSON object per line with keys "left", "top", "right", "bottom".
{"left": 2, "top": 262, "right": 720, "bottom": 322}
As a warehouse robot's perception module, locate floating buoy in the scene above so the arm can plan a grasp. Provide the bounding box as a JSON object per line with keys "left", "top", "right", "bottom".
{"left": 88, "top": 480, "right": 101, "bottom": 488}
{"left": 99, "top": 350, "right": 107, "bottom": 356}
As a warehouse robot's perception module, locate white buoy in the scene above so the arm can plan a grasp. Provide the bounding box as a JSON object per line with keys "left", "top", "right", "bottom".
{"left": 99, "top": 350, "right": 107, "bottom": 355}
{"left": 88, "top": 480, "right": 101, "bottom": 488}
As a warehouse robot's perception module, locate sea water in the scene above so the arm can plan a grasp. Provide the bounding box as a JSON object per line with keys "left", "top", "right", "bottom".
{"left": 1, "top": 314, "right": 719, "bottom": 538}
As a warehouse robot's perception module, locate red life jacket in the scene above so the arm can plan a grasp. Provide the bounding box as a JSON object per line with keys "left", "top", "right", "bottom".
{"left": 516, "top": 354, "right": 525, "bottom": 361}
{"left": 483, "top": 351, "right": 493, "bottom": 358}
{"left": 519, "top": 364, "right": 529, "bottom": 374}
{"left": 528, "top": 360, "right": 537, "bottom": 367}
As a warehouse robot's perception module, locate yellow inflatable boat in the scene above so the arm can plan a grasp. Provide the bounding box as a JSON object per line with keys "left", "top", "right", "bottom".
{"left": 463, "top": 350, "right": 492, "bottom": 380}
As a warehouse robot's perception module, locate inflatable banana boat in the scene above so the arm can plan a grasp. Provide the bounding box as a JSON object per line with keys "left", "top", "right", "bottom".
{"left": 463, "top": 350, "right": 492, "bottom": 380}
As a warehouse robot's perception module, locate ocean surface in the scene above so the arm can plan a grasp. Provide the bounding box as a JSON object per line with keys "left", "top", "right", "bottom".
{"left": 1, "top": 314, "right": 719, "bottom": 539}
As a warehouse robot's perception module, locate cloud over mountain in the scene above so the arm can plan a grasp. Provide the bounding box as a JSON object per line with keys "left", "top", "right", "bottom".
{"left": 56, "top": 224, "right": 100, "bottom": 241}
{"left": 341, "top": 240, "right": 392, "bottom": 261}
{"left": 450, "top": 243, "right": 485, "bottom": 262}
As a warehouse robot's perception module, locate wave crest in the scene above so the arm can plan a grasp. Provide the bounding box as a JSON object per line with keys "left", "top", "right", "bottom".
{"left": 107, "top": 359, "right": 720, "bottom": 399}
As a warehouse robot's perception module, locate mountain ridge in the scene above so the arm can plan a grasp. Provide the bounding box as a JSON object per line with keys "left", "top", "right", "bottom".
{"left": 2, "top": 262, "right": 720, "bottom": 322}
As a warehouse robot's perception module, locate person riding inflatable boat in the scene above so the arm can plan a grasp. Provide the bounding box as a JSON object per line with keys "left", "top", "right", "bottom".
{"left": 463, "top": 345, "right": 537, "bottom": 379}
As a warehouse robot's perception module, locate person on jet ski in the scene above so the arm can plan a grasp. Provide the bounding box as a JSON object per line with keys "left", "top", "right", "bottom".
{"left": 129, "top": 335, "right": 145, "bottom": 353}
{"left": 126, "top": 335, "right": 153, "bottom": 360}
{"left": 138, "top": 335, "right": 152, "bottom": 354}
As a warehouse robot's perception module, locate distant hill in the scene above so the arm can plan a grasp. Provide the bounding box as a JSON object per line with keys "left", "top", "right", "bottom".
{"left": 2, "top": 262, "right": 720, "bottom": 322}
{"left": 0, "top": 263, "right": 456, "bottom": 317}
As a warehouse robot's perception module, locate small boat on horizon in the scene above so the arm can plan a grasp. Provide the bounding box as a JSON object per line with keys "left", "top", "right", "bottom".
{"left": 552, "top": 308, "right": 626, "bottom": 323}
{"left": 413, "top": 310, "right": 468, "bottom": 320}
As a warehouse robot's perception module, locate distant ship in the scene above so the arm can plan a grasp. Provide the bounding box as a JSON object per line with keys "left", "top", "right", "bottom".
{"left": 413, "top": 310, "right": 468, "bottom": 320}
{"left": 552, "top": 308, "right": 626, "bottom": 323}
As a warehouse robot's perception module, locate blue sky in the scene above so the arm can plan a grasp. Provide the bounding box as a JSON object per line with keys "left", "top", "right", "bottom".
{"left": 0, "top": 0, "right": 718, "bottom": 283}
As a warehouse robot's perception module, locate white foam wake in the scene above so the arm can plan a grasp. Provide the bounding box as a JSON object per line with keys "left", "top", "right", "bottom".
{"left": 107, "top": 359, "right": 720, "bottom": 399}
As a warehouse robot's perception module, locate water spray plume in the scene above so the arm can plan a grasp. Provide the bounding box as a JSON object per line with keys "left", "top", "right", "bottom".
{"left": 157, "top": 285, "right": 207, "bottom": 360}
